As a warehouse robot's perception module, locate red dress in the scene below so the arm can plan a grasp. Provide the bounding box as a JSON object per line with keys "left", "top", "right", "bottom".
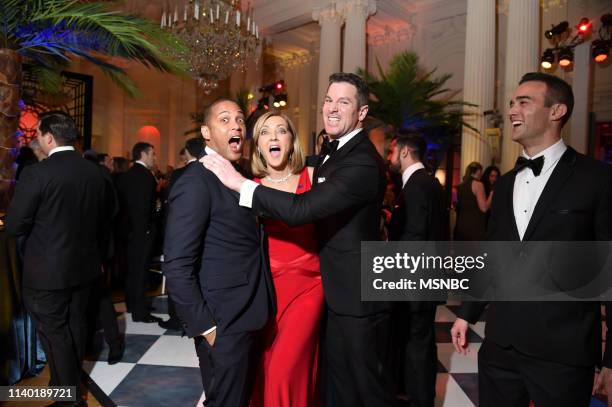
{"left": 251, "top": 167, "right": 324, "bottom": 407}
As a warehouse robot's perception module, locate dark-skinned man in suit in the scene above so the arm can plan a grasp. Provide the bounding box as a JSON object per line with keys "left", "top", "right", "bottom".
{"left": 451, "top": 72, "right": 612, "bottom": 407}
{"left": 163, "top": 98, "right": 273, "bottom": 407}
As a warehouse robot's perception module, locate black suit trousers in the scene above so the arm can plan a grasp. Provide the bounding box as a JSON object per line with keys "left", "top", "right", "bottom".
{"left": 326, "top": 309, "right": 398, "bottom": 407}
{"left": 478, "top": 339, "right": 593, "bottom": 407}
{"left": 194, "top": 331, "right": 259, "bottom": 407}
{"left": 23, "top": 283, "right": 92, "bottom": 397}
{"left": 395, "top": 304, "right": 437, "bottom": 407}
{"left": 126, "top": 229, "right": 155, "bottom": 318}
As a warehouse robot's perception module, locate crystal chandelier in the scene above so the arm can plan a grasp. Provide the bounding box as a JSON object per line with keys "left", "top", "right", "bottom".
{"left": 161, "top": 0, "right": 261, "bottom": 94}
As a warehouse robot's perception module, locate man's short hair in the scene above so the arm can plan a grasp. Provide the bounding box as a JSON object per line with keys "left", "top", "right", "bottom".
{"left": 203, "top": 97, "right": 240, "bottom": 127}
{"left": 132, "top": 142, "right": 153, "bottom": 161}
{"left": 38, "top": 111, "right": 79, "bottom": 146}
{"left": 328, "top": 73, "right": 369, "bottom": 107}
{"left": 519, "top": 72, "right": 574, "bottom": 128}
{"left": 185, "top": 137, "right": 205, "bottom": 158}
{"left": 394, "top": 130, "right": 427, "bottom": 163}
{"left": 97, "top": 153, "right": 109, "bottom": 164}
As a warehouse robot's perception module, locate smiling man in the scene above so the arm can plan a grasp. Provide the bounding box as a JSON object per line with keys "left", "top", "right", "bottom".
{"left": 451, "top": 72, "right": 612, "bottom": 407}
{"left": 162, "top": 98, "right": 274, "bottom": 407}
{"left": 202, "top": 74, "right": 396, "bottom": 406}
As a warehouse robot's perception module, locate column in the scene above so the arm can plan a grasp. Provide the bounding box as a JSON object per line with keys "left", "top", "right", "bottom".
{"left": 569, "top": 41, "right": 590, "bottom": 154}
{"left": 340, "top": 0, "right": 376, "bottom": 74}
{"left": 298, "top": 57, "right": 314, "bottom": 153}
{"left": 313, "top": 3, "right": 343, "bottom": 132}
{"left": 500, "top": 0, "right": 541, "bottom": 172}
{"left": 460, "top": 0, "right": 496, "bottom": 171}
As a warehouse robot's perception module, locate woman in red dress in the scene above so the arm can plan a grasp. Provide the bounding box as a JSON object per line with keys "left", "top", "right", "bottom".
{"left": 249, "top": 112, "right": 324, "bottom": 407}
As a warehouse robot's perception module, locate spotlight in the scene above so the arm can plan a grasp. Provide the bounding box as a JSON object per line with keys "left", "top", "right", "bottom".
{"left": 592, "top": 40, "right": 609, "bottom": 63}
{"left": 577, "top": 17, "right": 591, "bottom": 35}
{"left": 273, "top": 93, "right": 288, "bottom": 108}
{"left": 545, "top": 21, "right": 569, "bottom": 39}
{"left": 541, "top": 48, "right": 555, "bottom": 69}
{"left": 275, "top": 80, "right": 285, "bottom": 91}
{"left": 558, "top": 47, "right": 573, "bottom": 67}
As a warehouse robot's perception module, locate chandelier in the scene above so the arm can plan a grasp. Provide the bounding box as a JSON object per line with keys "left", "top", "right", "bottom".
{"left": 161, "top": 0, "right": 261, "bottom": 94}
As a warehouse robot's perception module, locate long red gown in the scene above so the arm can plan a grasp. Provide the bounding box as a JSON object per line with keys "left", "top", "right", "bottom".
{"left": 251, "top": 167, "right": 324, "bottom": 407}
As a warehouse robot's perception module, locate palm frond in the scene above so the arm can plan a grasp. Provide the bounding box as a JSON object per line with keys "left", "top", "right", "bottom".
{"left": 360, "top": 50, "right": 478, "bottom": 142}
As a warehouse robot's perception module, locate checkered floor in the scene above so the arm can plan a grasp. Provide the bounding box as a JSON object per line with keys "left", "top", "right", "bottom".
{"left": 83, "top": 297, "right": 607, "bottom": 407}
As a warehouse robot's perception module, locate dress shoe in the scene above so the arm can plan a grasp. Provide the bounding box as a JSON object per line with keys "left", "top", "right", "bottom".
{"left": 108, "top": 341, "right": 125, "bottom": 365}
{"left": 132, "top": 314, "right": 162, "bottom": 323}
{"left": 158, "top": 318, "right": 182, "bottom": 331}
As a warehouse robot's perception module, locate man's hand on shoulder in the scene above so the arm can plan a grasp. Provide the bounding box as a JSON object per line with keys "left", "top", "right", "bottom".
{"left": 201, "top": 155, "right": 246, "bottom": 192}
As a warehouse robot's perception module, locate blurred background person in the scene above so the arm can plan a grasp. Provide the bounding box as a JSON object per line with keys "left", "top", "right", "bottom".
{"left": 453, "top": 162, "right": 492, "bottom": 241}
{"left": 116, "top": 142, "right": 161, "bottom": 323}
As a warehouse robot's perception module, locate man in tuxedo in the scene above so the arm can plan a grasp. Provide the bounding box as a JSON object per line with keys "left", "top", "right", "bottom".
{"left": 116, "top": 142, "right": 161, "bottom": 323}
{"left": 7, "top": 111, "right": 115, "bottom": 405}
{"left": 450, "top": 72, "right": 612, "bottom": 406}
{"left": 159, "top": 136, "right": 205, "bottom": 331}
{"left": 387, "top": 132, "right": 445, "bottom": 407}
{"left": 203, "top": 73, "right": 396, "bottom": 406}
{"left": 163, "top": 98, "right": 273, "bottom": 407}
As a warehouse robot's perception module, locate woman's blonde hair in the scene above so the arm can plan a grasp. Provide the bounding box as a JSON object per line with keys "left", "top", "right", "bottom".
{"left": 251, "top": 112, "right": 305, "bottom": 177}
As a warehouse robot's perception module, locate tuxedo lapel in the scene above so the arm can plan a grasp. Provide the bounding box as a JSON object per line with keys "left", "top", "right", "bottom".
{"left": 522, "top": 147, "right": 577, "bottom": 241}
{"left": 506, "top": 171, "right": 521, "bottom": 241}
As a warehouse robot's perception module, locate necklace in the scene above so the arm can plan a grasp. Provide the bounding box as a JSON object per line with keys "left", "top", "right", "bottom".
{"left": 265, "top": 172, "right": 293, "bottom": 184}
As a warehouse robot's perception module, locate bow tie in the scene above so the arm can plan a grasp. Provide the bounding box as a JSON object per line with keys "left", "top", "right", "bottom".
{"left": 320, "top": 138, "right": 339, "bottom": 157}
{"left": 514, "top": 156, "right": 544, "bottom": 176}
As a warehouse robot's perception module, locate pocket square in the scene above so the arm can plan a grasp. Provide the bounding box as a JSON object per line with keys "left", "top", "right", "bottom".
{"left": 318, "top": 177, "right": 326, "bottom": 183}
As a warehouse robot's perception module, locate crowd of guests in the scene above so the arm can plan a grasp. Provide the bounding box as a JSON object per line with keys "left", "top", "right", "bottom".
{"left": 5, "top": 70, "right": 612, "bottom": 407}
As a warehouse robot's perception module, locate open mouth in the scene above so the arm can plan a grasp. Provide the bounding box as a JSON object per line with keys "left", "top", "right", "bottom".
{"left": 269, "top": 145, "right": 281, "bottom": 158}
{"left": 228, "top": 135, "right": 242, "bottom": 153}
{"left": 512, "top": 121, "right": 523, "bottom": 128}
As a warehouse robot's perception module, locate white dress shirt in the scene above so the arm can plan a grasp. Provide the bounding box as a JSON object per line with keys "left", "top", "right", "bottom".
{"left": 240, "top": 128, "right": 364, "bottom": 208}
{"left": 48, "top": 146, "right": 75, "bottom": 156}
{"left": 513, "top": 138, "right": 567, "bottom": 240}
{"left": 401, "top": 162, "right": 425, "bottom": 188}
{"left": 135, "top": 160, "right": 148, "bottom": 169}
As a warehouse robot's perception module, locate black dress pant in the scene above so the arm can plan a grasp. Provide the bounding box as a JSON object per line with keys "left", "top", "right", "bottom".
{"left": 126, "top": 229, "right": 155, "bottom": 319}
{"left": 23, "top": 283, "right": 92, "bottom": 398}
{"left": 87, "top": 275, "right": 121, "bottom": 348}
{"left": 194, "top": 331, "right": 259, "bottom": 407}
{"left": 396, "top": 304, "right": 437, "bottom": 407}
{"left": 326, "top": 309, "right": 398, "bottom": 407}
{"left": 478, "top": 339, "right": 593, "bottom": 407}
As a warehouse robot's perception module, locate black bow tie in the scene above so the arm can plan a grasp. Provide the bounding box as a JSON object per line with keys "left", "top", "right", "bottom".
{"left": 514, "top": 156, "right": 544, "bottom": 176}
{"left": 320, "top": 138, "right": 339, "bottom": 157}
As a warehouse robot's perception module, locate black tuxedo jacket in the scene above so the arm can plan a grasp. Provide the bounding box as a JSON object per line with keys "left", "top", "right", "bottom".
{"left": 252, "top": 129, "right": 387, "bottom": 317}
{"left": 6, "top": 150, "right": 116, "bottom": 290}
{"left": 388, "top": 169, "right": 445, "bottom": 313}
{"left": 162, "top": 158, "right": 273, "bottom": 337}
{"left": 457, "top": 147, "right": 612, "bottom": 367}
{"left": 116, "top": 163, "right": 157, "bottom": 235}
{"left": 388, "top": 168, "right": 445, "bottom": 242}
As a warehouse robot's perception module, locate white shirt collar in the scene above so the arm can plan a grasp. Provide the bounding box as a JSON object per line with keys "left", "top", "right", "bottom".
{"left": 205, "top": 146, "right": 218, "bottom": 156}
{"left": 48, "top": 146, "right": 75, "bottom": 157}
{"left": 334, "top": 127, "right": 363, "bottom": 152}
{"left": 187, "top": 158, "right": 197, "bottom": 164}
{"left": 135, "top": 160, "right": 148, "bottom": 169}
{"left": 401, "top": 162, "right": 425, "bottom": 187}
{"left": 521, "top": 138, "right": 566, "bottom": 176}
